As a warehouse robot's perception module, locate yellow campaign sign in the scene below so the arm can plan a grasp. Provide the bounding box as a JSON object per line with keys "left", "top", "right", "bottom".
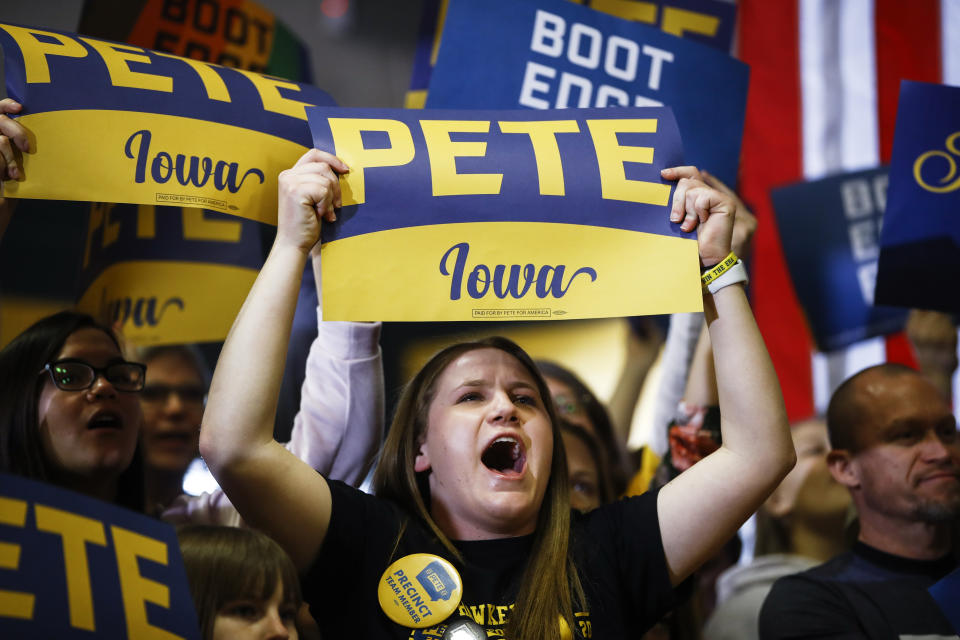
{"left": 322, "top": 222, "right": 700, "bottom": 321}
{"left": 76, "top": 259, "right": 258, "bottom": 346}
{"left": 5, "top": 111, "right": 303, "bottom": 225}
{"left": 309, "top": 106, "right": 702, "bottom": 321}
{"left": 0, "top": 21, "right": 335, "bottom": 222}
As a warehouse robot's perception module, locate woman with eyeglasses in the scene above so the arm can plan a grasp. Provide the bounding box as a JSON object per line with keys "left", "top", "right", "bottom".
{"left": 0, "top": 108, "right": 145, "bottom": 506}
{"left": 0, "top": 297, "right": 381, "bottom": 522}
{"left": 0, "top": 305, "right": 382, "bottom": 524}
{"left": 136, "top": 345, "right": 211, "bottom": 515}
{"left": 538, "top": 360, "right": 630, "bottom": 497}
{"left": 0, "top": 311, "right": 147, "bottom": 510}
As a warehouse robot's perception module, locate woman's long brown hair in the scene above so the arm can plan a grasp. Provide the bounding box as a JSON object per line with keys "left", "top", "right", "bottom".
{"left": 177, "top": 525, "right": 302, "bottom": 640}
{"left": 373, "top": 336, "right": 585, "bottom": 640}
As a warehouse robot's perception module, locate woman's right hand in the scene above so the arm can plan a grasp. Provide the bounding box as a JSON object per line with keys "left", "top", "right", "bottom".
{"left": 276, "top": 148, "right": 348, "bottom": 254}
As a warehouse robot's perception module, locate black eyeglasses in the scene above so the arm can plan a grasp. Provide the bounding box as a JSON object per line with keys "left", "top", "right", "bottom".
{"left": 141, "top": 384, "right": 207, "bottom": 406}
{"left": 42, "top": 359, "right": 146, "bottom": 392}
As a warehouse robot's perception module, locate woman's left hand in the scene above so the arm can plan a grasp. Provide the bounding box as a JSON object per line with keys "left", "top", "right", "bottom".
{"left": 661, "top": 166, "right": 736, "bottom": 268}
{"left": 0, "top": 99, "right": 30, "bottom": 183}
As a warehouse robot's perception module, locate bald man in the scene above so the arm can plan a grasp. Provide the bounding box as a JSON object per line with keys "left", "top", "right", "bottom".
{"left": 759, "top": 364, "right": 959, "bottom": 639}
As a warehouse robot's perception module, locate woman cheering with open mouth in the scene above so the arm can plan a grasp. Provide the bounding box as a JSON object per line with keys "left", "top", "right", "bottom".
{"left": 199, "top": 148, "right": 795, "bottom": 639}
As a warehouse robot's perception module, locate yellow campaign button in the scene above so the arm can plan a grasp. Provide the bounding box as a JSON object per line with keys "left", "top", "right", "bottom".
{"left": 377, "top": 553, "right": 463, "bottom": 628}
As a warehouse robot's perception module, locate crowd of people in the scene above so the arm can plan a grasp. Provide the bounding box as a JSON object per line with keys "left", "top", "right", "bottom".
{"left": 0, "top": 79, "right": 958, "bottom": 640}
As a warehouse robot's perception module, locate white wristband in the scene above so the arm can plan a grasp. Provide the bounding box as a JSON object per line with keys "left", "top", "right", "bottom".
{"left": 705, "top": 259, "right": 748, "bottom": 294}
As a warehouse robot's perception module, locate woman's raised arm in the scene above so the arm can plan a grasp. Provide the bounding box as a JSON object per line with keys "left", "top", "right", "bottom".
{"left": 199, "top": 148, "right": 348, "bottom": 571}
{"left": 656, "top": 166, "right": 795, "bottom": 586}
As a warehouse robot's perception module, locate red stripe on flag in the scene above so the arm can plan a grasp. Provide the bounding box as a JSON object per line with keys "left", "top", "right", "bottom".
{"left": 737, "top": 0, "right": 814, "bottom": 420}
{"left": 885, "top": 331, "right": 919, "bottom": 368}
{"left": 875, "top": 0, "right": 939, "bottom": 364}
{"left": 875, "top": 0, "right": 941, "bottom": 163}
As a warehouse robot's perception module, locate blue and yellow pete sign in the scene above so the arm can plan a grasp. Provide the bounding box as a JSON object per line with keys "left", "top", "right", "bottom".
{"left": 309, "top": 106, "right": 701, "bottom": 321}
{"left": 876, "top": 81, "right": 960, "bottom": 313}
{"left": 0, "top": 473, "right": 200, "bottom": 639}
{"left": 772, "top": 168, "right": 906, "bottom": 352}
{"left": 74, "top": 202, "right": 264, "bottom": 346}
{"left": 0, "top": 21, "right": 334, "bottom": 224}
{"left": 423, "top": 0, "right": 748, "bottom": 186}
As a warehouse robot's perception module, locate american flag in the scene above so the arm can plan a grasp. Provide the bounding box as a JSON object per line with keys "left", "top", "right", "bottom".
{"left": 737, "top": 0, "right": 960, "bottom": 419}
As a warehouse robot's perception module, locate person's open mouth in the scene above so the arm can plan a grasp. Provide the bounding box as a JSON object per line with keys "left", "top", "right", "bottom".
{"left": 481, "top": 435, "right": 526, "bottom": 477}
{"left": 87, "top": 411, "right": 122, "bottom": 430}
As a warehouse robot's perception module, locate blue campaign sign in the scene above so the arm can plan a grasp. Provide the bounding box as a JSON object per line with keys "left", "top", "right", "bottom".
{"left": 0, "top": 473, "right": 200, "bottom": 639}
{"left": 308, "top": 105, "right": 702, "bottom": 321}
{"left": 405, "top": 0, "right": 737, "bottom": 108}
{"left": 876, "top": 81, "right": 960, "bottom": 313}
{"left": 772, "top": 167, "right": 907, "bottom": 352}
{"left": 424, "top": 0, "right": 748, "bottom": 186}
{"left": 930, "top": 568, "right": 960, "bottom": 634}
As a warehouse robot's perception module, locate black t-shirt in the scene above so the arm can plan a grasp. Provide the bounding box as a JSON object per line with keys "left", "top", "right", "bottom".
{"left": 758, "top": 541, "right": 959, "bottom": 639}
{"left": 303, "top": 480, "right": 679, "bottom": 639}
